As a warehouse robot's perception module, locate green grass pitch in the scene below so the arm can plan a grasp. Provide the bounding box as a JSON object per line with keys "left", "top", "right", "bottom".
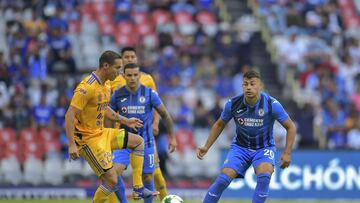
{"left": 1, "top": 200, "right": 359, "bottom": 203}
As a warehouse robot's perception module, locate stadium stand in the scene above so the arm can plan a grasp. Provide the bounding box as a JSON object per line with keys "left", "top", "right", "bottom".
{"left": 0, "top": 0, "right": 358, "bottom": 190}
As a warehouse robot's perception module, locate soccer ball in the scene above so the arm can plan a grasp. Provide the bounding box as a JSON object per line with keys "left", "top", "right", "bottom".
{"left": 161, "top": 194, "right": 184, "bottom": 203}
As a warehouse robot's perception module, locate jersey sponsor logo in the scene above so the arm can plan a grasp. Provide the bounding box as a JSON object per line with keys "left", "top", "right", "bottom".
{"left": 128, "top": 106, "right": 145, "bottom": 114}
{"left": 120, "top": 98, "right": 127, "bottom": 102}
{"left": 258, "top": 108, "right": 264, "bottom": 117}
{"left": 237, "top": 118, "right": 264, "bottom": 127}
{"left": 237, "top": 109, "right": 245, "bottom": 113}
{"left": 121, "top": 106, "right": 128, "bottom": 113}
{"left": 139, "top": 96, "right": 146, "bottom": 104}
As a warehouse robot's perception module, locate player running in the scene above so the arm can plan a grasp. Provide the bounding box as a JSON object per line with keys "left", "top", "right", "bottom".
{"left": 197, "top": 70, "right": 296, "bottom": 203}
{"left": 110, "top": 63, "right": 176, "bottom": 202}
{"left": 65, "top": 51, "right": 154, "bottom": 203}
{"left": 107, "top": 47, "right": 174, "bottom": 202}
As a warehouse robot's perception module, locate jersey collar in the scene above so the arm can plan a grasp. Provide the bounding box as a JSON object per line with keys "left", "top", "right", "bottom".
{"left": 91, "top": 72, "right": 102, "bottom": 84}
{"left": 243, "top": 92, "right": 262, "bottom": 108}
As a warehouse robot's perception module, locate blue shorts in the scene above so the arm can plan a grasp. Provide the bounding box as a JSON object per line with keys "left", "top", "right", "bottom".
{"left": 113, "top": 145, "right": 155, "bottom": 174}
{"left": 222, "top": 144, "right": 276, "bottom": 178}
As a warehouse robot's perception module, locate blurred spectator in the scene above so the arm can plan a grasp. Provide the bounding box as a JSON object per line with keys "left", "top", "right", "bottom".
{"left": 338, "top": 54, "right": 359, "bottom": 95}
{"left": 278, "top": 33, "right": 305, "bottom": 83}
{"left": 8, "top": 84, "right": 31, "bottom": 129}
{"left": 0, "top": 52, "right": 11, "bottom": 86}
{"left": 208, "top": 96, "right": 222, "bottom": 125}
{"left": 322, "top": 99, "right": 347, "bottom": 149}
{"left": 54, "top": 94, "right": 68, "bottom": 131}
{"left": 47, "top": 28, "right": 75, "bottom": 73}
{"left": 31, "top": 95, "right": 54, "bottom": 129}
{"left": 193, "top": 99, "right": 209, "bottom": 128}
{"left": 351, "top": 80, "right": 360, "bottom": 111}
{"left": 296, "top": 103, "right": 317, "bottom": 148}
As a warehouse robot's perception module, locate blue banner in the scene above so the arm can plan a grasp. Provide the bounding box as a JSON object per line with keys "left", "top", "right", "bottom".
{"left": 221, "top": 150, "right": 360, "bottom": 199}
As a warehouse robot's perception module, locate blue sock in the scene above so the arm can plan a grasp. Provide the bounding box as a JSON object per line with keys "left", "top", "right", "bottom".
{"left": 203, "top": 173, "right": 232, "bottom": 203}
{"left": 115, "top": 176, "right": 128, "bottom": 203}
{"left": 252, "top": 173, "right": 271, "bottom": 203}
{"left": 144, "top": 179, "right": 155, "bottom": 203}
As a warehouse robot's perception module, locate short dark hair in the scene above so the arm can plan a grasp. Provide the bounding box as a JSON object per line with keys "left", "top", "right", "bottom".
{"left": 121, "top": 47, "right": 136, "bottom": 55}
{"left": 123, "top": 63, "right": 139, "bottom": 73}
{"left": 243, "top": 70, "right": 261, "bottom": 79}
{"left": 99, "top": 50, "right": 121, "bottom": 67}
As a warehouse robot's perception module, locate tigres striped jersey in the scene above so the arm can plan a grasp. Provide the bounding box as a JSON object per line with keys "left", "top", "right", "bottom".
{"left": 70, "top": 72, "right": 111, "bottom": 140}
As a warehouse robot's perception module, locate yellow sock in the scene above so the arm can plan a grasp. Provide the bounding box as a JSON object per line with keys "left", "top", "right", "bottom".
{"left": 130, "top": 150, "right": 144, "bottom": 188}
{"left": 108, "top": 193, "right": 118, "bottom": 203}
{"left": 154, "top": 167, "right": 167, "bottom": 200}
{"left": 93, "top": 184, "right": 113, "bottom": 203}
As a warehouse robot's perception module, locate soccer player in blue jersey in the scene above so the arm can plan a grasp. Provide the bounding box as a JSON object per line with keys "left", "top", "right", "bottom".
{"left": 197, "top": 70, "right": 296, "bottom": 203}
{"left": 110, "top": 63, "right": 177, "bottom": 202}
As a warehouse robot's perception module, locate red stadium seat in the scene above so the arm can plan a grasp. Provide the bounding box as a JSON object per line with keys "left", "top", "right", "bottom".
{"left": 100, "top": 22, "right": 115, "bottom": 35}
{"left": 69, "top": 20, "right": 81, "bottom": 33}
{"left": 117, "top": 21, "right": 134, "bottom": 35}
{"left": 152, "top": 9, "right": 171, "bottom": 25}
{"left": 44, "top": 139, "right": 61, "bottom": 154}
{"left": 0, "top": 128, "right": 17, "bottom": 143}
{"left": 174, "top": 11, "right": 193, "bottom": 25}
{"left": 2, "top": 140, "right": 22, "bottom": 162}
{"left": 96, "top": 14, "right": 112, "bottom": 25}
{"left": 136, "top": 22, "right": 154, "bottom": 36}
{"left": 93, "top": 2, "right": 113, "bottom": 14}
{"left": 19, "top": 128, "right": 38, "bottom": 143}
{"left": 131, "top": 12, "right": 148, "bottom": 25}
{"left": 175, "top": 129, "right": 196, "bottom": 153}
{"left": 39, "top": 128, "right": 58, "bottom": 142}
{"left": 115, "top": 34, "right": 136, "bottom": 46}
{"left": 196, "top": 11, "right": 216, "bottom": 25}
{"left": 20, "top": 140, "right": 44, "bottom": 162}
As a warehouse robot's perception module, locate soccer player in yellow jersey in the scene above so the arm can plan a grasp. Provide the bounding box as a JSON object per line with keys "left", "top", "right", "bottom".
{"left": 65, "top": 51, "right": 156, "bottom": 203}
{"left": 107, "top": 47, "right": 173, "bottom": 202}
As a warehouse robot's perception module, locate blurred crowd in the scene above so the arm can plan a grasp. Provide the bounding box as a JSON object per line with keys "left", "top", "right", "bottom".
{"left": 258, "top": 0, "right": 360, "bottom": 150}
{"left": 0, "top": 0, "right": 257, "bottom": 186}
{"left": 0, "top": 0, "right": 358, "bottom": 186}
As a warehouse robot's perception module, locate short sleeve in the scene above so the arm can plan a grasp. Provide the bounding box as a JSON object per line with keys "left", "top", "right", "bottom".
{"left": 150, "top": 89, "right": 162, "bottom": 108}
{"left": 272, "top": 99, "right": 289, "bottom": 123}
{"left": 70, "top": 84, "right": 92, "bottom": 110}
{"left": 109, "top": 92, "right": 118, "bottom": 112}
{"left": 143, "top": 74, "right": 157, "bottom": 92}
{"left": 220, "top": 99, "right": 232, "bottom": 123}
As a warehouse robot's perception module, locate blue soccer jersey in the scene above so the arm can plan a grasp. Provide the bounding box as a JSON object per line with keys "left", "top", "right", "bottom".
{"left": 221, "top": 92, "right": 289, "bottom": 150}
{"left": 110, "top": 85, "right": 162, "bottom": 146}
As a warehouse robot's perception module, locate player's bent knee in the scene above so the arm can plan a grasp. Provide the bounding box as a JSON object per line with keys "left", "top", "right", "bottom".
{"left": 221, "top": 168, "right": 238, "bottom": 179}
{"left": 101, "top": 169, "right": 119, "bottom": 189}
{"left": 127, "top": 132, "right": 144, "bottom": 149}
{"left": 113, "top": 163, "right": 126, "bottom": 176}
{"left": 143, "top": 173, "right": 153, "bottom": 182}
{"left": 255, "top": 163, "right": 274, "bottom": 175}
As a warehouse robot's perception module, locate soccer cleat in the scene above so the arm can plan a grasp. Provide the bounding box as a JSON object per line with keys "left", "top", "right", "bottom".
{"left": 132, "top": 187, "right": 160, "bottom": 200}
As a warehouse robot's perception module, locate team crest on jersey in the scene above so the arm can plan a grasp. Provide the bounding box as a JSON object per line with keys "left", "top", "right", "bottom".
{"left": 258, "top": 108, "right": 264, "bottom": 117}
{"left": 79, "top": 88, "right": 87, "bottom": 95}
{"left": 121, "top": 106, "right": 128, "bottom": 113}
{"left": 139, "top": 96, "right": 146, "bottom": 104}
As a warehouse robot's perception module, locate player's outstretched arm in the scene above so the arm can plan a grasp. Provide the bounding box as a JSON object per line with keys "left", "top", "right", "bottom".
{"left": 279, "top": 118, "right": 296, "bottom": 169}
{"left": 197, "top": 118, "right": 227, "bottom": 160}
{"left": 155, "top": 104, "right": 176, "bottom": 153}
{"left": 65, "top": 105, "right": 81, "bottom": 160}
{"left": 105, "top": 106, "right": 143, "bottom": 130}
